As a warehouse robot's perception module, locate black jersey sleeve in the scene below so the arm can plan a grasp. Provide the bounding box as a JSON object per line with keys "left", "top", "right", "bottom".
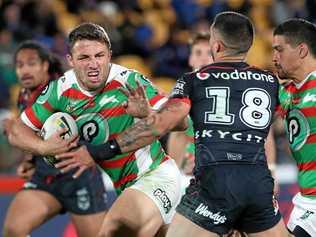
{"left": 169, "top": 73, "right": 193, "bottom": 99}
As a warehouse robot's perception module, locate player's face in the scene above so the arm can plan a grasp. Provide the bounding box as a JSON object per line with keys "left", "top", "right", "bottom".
{"left": 189, "top": 41, "right": 213, "bottom": 70}
{"left": 15, "top": 49, "right": 49, "bottom": 90}
{"left": 272, "top": 35, "right": 301, "bottom": 80}
{"left": 68, "top": 39, "right": 111, "bottom": 91}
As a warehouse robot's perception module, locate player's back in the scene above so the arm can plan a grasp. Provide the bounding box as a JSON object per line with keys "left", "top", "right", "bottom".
{"left": 178, "top": 62, "right": 278, "bottom": 166}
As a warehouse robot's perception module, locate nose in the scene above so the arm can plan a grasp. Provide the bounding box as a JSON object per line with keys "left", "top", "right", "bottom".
{"left": 272, "top": 51, "right": 279, "bottom": 64}
{"left": 88, "top": 58, "right": 98, "bottom": 68}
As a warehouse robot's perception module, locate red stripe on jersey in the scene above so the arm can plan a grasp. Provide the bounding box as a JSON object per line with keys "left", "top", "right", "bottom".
{"left": 284, "top": 84, "right": 297, "bottom": 93}
{"left": 201, "top": 65, "right": 235, "bottom": 71}
{"left": 275, "top": 104, "right": 288, "bottom": 118}
{"left": 149, "top": 94, "right": 166, "bottom": 107}
{"left": 64, "top": 88, "right": 89, "bottom": 100}
{"left": 298, "top": 161, "right": 316, "bottom": 171}
{"left": 104, "top": 80, "right": 123, "bottom": 91}
{"left": 25, "top": 107, "right": 43, "bottom": 129}
{"left": 168, "top": 98, "right": 191, "bottom": 106}
{"left": 300, "top": 80, "right": 316, "bottom": 92}
{"left": 307, "top": 134, "right": 316, "bottom": 144}
{"left": 109, "top": 133, "right": 118, "bottom": 140}
{"left": 98, "top": 154, "right": 135, "bottom": 169}
{"left": 100, "top": 106, "right": 126, "bottom": 118}
{"left": 301, "top": 107, "right": 316, "bottom": 117}
{"left": 161, "top": 155, "right": 170, "bottom": 163}
{"left": 300, "top": 187, "right": 316, "bottom": 196}
{"left": 113, "top": 173, "right": 138, "bottom": 188}
{"left": 43, "top": 101, "right": 54, "bottom": 112}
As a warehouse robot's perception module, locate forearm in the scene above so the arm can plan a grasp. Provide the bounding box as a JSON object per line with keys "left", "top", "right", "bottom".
{"left": 265, "top": 127, "right": 277, "bottom": 173}
{"left": 7, "top": 119, "right": 44, "bottom": 155}
{"left": 117, "top": 100, "right": 190, "bottom": 153}
{"left": 84, "top": 99, "right": 190, "bottom": 160}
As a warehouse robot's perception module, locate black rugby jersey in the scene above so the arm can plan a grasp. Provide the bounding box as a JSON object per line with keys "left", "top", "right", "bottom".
{"left": 170, "top": 62, "right": 279, "bottom": 166}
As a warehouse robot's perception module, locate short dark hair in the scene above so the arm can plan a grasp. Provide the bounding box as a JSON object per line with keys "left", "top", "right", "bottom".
{"left": 273, "top": 19, "right": 316, "bottom": 56}
{"left": 14, "top": 40, "right": 64, "bottom": 79}
{"left": 189, "top": 32, "right": 210, "bottom": 50}
{"left": 213, "top": 11, "right": 254, "bottom": 54}
{"left": 68, "top": 22, "right": 111, "bottom": 51}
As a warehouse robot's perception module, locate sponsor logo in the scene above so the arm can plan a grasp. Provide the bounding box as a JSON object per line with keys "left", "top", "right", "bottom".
{"left": 197, "top": 72, "right": 210, "bottom": 80}
{"left": 227, "top": 152, "right": 242, "bottom": 161}
{"left": 195, "top": 203, "right": 227, "bottom": 224}
{"left": 211, "top": 70, "right": 275, "bottom": 83}
{"left": 300, "top": 210, "right": 314, "bottom": 220}
{"left": 99, "top": 95, "right": 119, "bottom": 106}
{"left": 65, "top": 100, "right": 77, "bottom": 113}
{"left": 153, "top": 188, "right": 172, "bottom": 214}
{"left": 272, "top": 195, "right": 279, "bottom": 216}
{"left": 171, "top": 81, "right": 186, "bottom": 96}
{"left": 76, "top": 188, "right": 90, "bottom": 211}
{"left": 302, "top": 93, "right": 316, "bottom": 104}
{"left": 195, "top": 129, "right": 264, "bottom": 143}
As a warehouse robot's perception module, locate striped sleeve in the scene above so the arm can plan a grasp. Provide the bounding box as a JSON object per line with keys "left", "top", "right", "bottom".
{"left": 20, "top": 80, "right": 59, "bottom": 130}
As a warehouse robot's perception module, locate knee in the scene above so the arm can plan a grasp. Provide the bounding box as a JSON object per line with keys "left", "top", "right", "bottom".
{"left": 3, "top": 221, "right": 30, "bottom": 237}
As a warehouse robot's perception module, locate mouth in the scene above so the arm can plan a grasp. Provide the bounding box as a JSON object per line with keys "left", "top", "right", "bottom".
{"left": 21, "top": 75, "right": 34, "bottom": 82}
{"left": 87, "top": 71, "right": 100, "bottom": 82}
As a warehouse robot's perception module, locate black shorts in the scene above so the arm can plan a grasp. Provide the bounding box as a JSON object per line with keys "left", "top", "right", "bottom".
{"left": 176, "top": 164, "right": 281, "bottom": 235}
{"left": 23, "top": 167, "right": 108, "bottom": 215}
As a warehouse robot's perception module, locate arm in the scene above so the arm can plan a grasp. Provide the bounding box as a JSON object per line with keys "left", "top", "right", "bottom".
{"left": 265, "top": 127, "right": 277, "bottom": 171}
{"left": 55, "top": 99, "right": 190, "bottom": 177}
{"left": 117, "top": 99, "right": 190, "bottom": 153}
{"left": 6, "top": 118, "right": 75, "bottom": 156}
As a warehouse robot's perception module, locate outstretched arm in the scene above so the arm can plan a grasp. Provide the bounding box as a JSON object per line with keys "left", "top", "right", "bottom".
{"left": 117, "top": 98, "right": 190, "bottom": 153}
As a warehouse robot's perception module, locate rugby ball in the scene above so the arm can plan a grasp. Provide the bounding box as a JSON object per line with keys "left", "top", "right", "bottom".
{"left": 40, "top": 112, "right": 78, "bottom": 166}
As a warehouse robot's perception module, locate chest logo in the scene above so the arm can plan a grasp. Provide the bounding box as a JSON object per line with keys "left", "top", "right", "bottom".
{"left": 196, "top": 72, "right": 210, "bottom": 80}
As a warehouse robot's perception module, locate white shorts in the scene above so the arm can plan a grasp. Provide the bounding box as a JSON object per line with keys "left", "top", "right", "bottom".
{"left": 288, "top": 192, "right": 316, "bottom": 236}
{"left": 129, "top": 159, "right": 182, "bottom": 224}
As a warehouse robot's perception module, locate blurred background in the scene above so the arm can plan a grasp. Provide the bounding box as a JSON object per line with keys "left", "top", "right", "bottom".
{"left": 0, "top": 0, "right": 314, "bottom": 236}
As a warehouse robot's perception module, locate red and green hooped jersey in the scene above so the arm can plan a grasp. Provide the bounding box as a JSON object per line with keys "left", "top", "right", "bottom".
{"left": 279, "top": 72, "right": 316, "bottom": 198}
{"left": 21, "top": 64, "right": 169, "bottom": 194}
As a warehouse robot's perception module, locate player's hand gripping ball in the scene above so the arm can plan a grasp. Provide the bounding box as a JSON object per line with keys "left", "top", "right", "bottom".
{"left": 40, "top": 112, "right": 78, "bottom": 166}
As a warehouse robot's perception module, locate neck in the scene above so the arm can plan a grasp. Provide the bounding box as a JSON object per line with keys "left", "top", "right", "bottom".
{"left": 30, "top": 74, "right": 50, "bottom": 92}
{"left": 214, "top": 52, "right": 247, "bottom": 63}
{"left": 292, "top": 59, "right": 316, "bottom": 84}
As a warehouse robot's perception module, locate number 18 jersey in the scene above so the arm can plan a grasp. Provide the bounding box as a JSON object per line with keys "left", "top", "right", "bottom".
{"left": 170, "top": 62, "right": 279, "bottom": 166}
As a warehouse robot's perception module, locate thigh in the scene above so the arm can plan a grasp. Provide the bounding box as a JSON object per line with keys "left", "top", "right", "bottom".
{"left": 71, "top": 211, "right": 106, "bottom": 237}
{"left": 100, "top": 188, "right": 163, "bottom": 237}
{"left": 247, "top": 219, "right": 288, "bottom": 237}
{"left": 238, "top": 166, "right": 282, "bottom": 234}
{"left": 3, "top": 189, "right": 62, "bottom": 233}
{"left": 166, "top": 213, "right": 220, "bottom": 237}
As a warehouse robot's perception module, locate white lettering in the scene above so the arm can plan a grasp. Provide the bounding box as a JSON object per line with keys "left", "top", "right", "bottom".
{"left": 209, "top": 70, "right": 275, "bottom": 83}
{"left": 195, "top": 203, "right": 227, "bottom": 224}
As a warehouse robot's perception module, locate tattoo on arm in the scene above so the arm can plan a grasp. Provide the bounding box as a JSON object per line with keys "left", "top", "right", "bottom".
{"left": 117, "top": 99, "right": 187, "bottom": 153}
{"left": 117, "top": 115, "right": 157, "bottom": 152}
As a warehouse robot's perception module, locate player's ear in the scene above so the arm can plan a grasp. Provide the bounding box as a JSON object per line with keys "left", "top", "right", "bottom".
{"left": 298, "top": 43, "right": 308, "bottom": 59}
{"left": 213, "top": 41, "right": 221, "bottom": 53}
{"left": 43, "top": 61, "right": 49, "bottom": 73}
{"left": 66, "top": 54, "right": 74, "bottom": 67}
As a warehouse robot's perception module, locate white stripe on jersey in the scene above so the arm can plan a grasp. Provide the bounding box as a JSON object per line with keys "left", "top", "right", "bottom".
{"left": 20, "top": 112, "right": 40, "bottom": 131}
